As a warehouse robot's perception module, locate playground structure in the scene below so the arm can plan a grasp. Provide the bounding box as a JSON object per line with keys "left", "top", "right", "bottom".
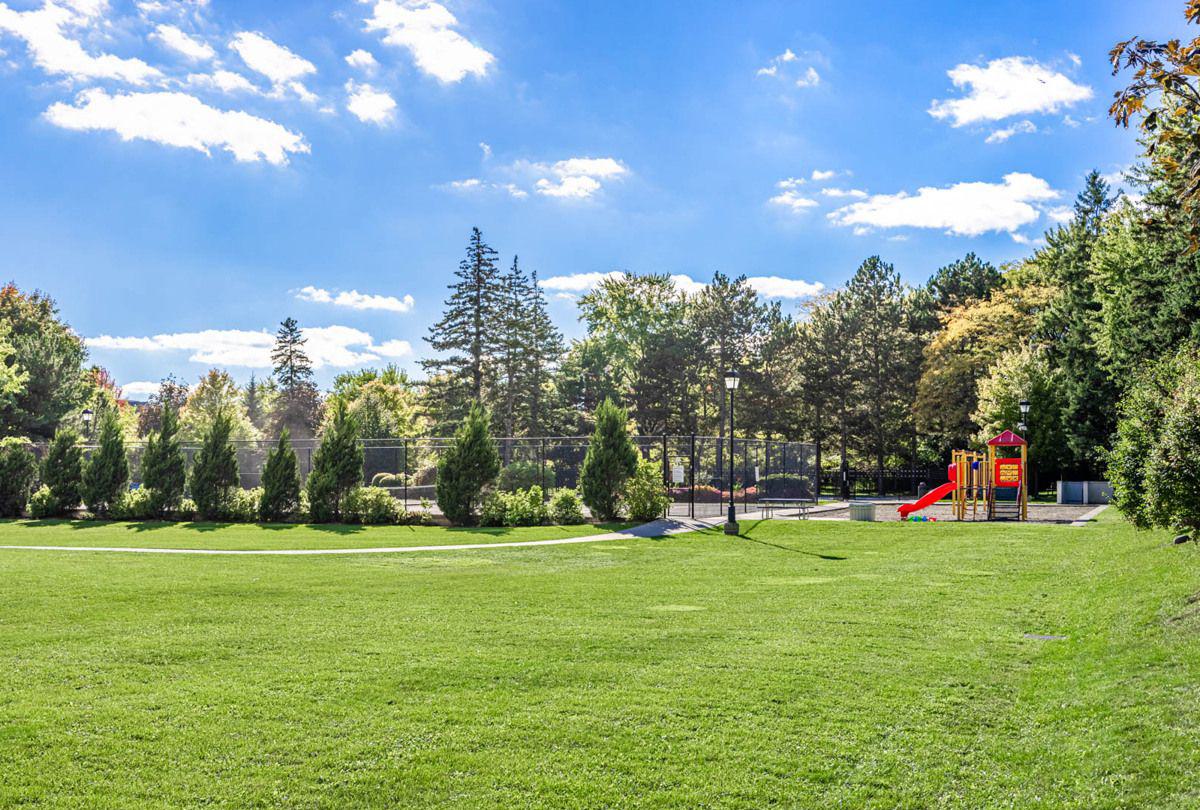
{"left": 898, "top": 430, "right": 1028, "bottom": 521}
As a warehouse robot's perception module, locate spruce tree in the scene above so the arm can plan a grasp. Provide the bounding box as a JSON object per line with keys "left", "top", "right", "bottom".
{"left": 189, "top": 409, "right": 240, "bottom": 520}
{"left": 259, "top": 428, "right": 300, "bottom": 521}
{"left": 422, "top": 228, "right": 504, "bottom": 433}
{"left": 305, "top": 399, "right": 363, "bottom": 522}
{"left": 496, "top": 256, "right": 529, "bottom": 438}
{"left": 42, "top": 427, "right": 84, "bottom": 514}
{"left": 141, "top": 404, "right": 186, "bottom": 517}
{"left": 82, "top": 410, "right": 129, "bottom": 516}
{"left": 435, "top": 402, "right": 500, "bottom": 525}
{"left": 0, "top": 439, "right": 38, "bottom": 517}
{"left": 244, "top": 373, "right": 265, "bottom": 432}
{"left": 521, "top": 269, "right": 565, "bottom": 436}
{"left": 269, "top": 318, "right": 321, "bottom": 440}
{"left": 580, "top": 398, "right": 638, "bottom": 521}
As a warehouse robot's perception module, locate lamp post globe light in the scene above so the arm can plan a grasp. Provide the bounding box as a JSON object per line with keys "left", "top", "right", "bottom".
{"left": 724, "top": 369, "right": 740, "bottom": 536}
{"left": 1018, "top": 398, "right": 1030, "bottom": 434}
{"left": 81, "top": 408, "right": 94, "bottom": 439}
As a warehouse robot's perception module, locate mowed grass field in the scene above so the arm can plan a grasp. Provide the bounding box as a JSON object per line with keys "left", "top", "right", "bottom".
{"left": 1, "top": 512, "right": 1198, "bottom": 808}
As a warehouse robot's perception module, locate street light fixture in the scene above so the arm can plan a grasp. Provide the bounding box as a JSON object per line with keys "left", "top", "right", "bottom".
{"left": 724, "top": 369, "right": 740, "bottom": 536}
{"left": 81, "top": 408, "right": 94, "bottom": 439}
{"left": 1018, "top": 398, "right": 1030, "bottom": 434}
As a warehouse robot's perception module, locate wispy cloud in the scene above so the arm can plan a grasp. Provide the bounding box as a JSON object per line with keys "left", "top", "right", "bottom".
{"left": 929, "top": 56, "right": 1092, "bottom": 127}
{"left": 296, "top": 286, "right": 414, "bottom": 313}
{"left": 363, "top": 0, "right": 494, "bottom": 83}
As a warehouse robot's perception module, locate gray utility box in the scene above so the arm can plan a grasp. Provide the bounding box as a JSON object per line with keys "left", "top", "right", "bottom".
{"left": 1057, "top": 481, "right": 1113, "bottom": 505}
{"left": 849, "top": 502, "right": 876, "bottom": 522}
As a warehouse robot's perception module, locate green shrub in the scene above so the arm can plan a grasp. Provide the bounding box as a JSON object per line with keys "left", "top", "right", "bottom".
{"left": 110, "top": 488, "right": 157, "bottom": 521}
{"left": 189, "top": 409, "right": 240, "bottom": 521}
{"left": 436, "top": 403, "right": 500, "bottom": 525}
{"left": 580, "top": 399, "right": 638, "bottom": 521}
{"left": 141, "top": 404, "right": 186, "bottom": 517}
{"left": 260, "top": 430, "right": 301, "bottom": 522}
{"left": 549, "top": 488, "right": 586, "bottom": 524}
{"left": 41, "top": 428, "right": 83, "bottom": 514}
{"left": 343, "top": 486, "right": 401, "bottom": 525}
{"left": 480, "top": 486, "right": 548, "bottom": 527}
{"left": 29, "top": 485, "right": 59, "bottom": 519}
{"left": 371, "top": 472, "right": 407, "bottom": 488}
{"left": 82, "top": 411, "right": 129, "bottom": 517}
{"left": 219, "top": 488, "right": 260, "bottom": 523}
{"left": 177, "top": 498, "right": 197, "bottom": 521}
{"left": 498, "top": 460, "right": 555, "bottom": 492}
{"left": 0, "top": 438, "right": 38, "bottom": 518}
{"left": 622, "top": 458, "right": 670, "bottom": 521}
{"left": 305, "top": 400, "right": 363, "bottom": 523}
{"left": 479, "top": 491, "right": 509, "bottom": 527}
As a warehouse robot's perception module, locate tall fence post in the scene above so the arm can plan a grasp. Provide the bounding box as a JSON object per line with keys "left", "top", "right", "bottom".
{"left": 541, "top": 438, "right": 547, "bottom": 502}
{"left": 403, "top": 437, "right": 409, "bottom": 512}
{"left": 689, "top": 433, "right": 696, "bottom": 520}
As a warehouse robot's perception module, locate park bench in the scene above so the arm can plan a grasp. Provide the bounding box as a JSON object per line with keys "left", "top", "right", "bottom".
{"left": 757, "top": 497, "right": 816, "bottom": 520}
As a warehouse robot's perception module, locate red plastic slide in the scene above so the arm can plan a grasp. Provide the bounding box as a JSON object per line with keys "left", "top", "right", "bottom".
{"left": 897, "top": 481, "right": 957, "bottom": 518}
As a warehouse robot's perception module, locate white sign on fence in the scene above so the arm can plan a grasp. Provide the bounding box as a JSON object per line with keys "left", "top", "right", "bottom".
{"left": 671, "top": 465, "right": 685, "bottom": 484}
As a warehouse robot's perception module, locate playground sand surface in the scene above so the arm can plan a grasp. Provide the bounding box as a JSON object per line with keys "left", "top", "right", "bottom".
{"left": 815, "top": 503, "right": 1099, "bottom": 523}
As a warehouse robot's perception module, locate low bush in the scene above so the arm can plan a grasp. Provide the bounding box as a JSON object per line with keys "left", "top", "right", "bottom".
{"left": 177, "top": 498, "right": 197, "bottom": 521}
{"left": 370, "top": 472, "right": 407, "bottom": 488}
{"left": 622, "top": 459, "right": 670, "bottom": 521}
{"left": 0, "top": 438, "right": 38, "bottom": 518}
{"left": 218, "top": 488, "right": 261, "bottom": 523}
{"left": 110, "top": 488, "right": 157, "bottom": 521}
{"left": 480, "top": 486, "right": 549, "bottom": 527}
{"left": 498, "top": 461, "right": 555, "bottom": 493}
{"left": 29, "top": 486, "right": 59, "bottom": 520}
{"left": 549, "top": 488, "right": 586, "bottom": 525}
{"left": 343, "top": 487, "right": 402, "bottom": 525}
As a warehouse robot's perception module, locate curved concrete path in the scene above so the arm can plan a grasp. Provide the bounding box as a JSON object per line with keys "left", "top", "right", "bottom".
{"left": 0, "top": 517, "right": 720, "bottom": 556}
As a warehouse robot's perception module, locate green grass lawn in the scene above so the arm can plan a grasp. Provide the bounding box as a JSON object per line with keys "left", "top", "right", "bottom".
{"left": 1, "top": 512, "right": 1198, "bottom": 807}
{"left": 0, "top": 519, "right": 636, "bottom": 550}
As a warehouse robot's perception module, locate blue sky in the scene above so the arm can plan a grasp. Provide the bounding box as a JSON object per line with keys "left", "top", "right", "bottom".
{"left": 0, "top": 0, "right": 1185, "bottom": 396}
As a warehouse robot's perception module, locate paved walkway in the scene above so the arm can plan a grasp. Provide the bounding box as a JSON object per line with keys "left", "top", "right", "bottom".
{"left": 0, "top": 517, "right": 722, "bottom": 557}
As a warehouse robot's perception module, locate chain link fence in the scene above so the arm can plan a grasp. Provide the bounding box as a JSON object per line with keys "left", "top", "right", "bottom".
{"left": 50, "top": 435, "right": 818, "bottom": 518}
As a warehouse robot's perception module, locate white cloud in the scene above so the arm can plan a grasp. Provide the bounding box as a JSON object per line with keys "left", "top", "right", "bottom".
{"left": 344, "top": 48, "right": 378, "bottom": 72}
{"left": 820, "top": 187, "right": 867, "bottom": 199}
{"left": 811, "top": 169, "right": 836, "bottom": 181}
{"left": 532, "top": 156, "right": 629, "bottom": 199}
{"left": 230, "top": 31, "right": 315, "bottom": 99}
{"left": 444, "top": 177, "right": 527, "bottom": 198}
{"left": 89, "top": 325, "right": 410, "bottom": 369}
{"left": 828, "top": 172, "right": 1060, "bottom": 237}
{"left": 296, "top": 285, "right": 414, "bottom": 313}
{"left": 363, "top": 0, "right": 493, "bottom": 83}
{"left": 479, "top": 141, "right": 491, "bottom": 158}
{"left": 776, "top": 177, "right": 805, "bottom": 190}
{"left": 152, "top": 23, "right": 213, "bottom": 61}
{"left": 45, "top": 88, "right": 309, "bottom": 165}
{"left": 345, "top": 80, "right": 396, "bottom": 125}
{"left": 795, "top": 66, "right": 820, "bottom": 88}
{"left": 985, "top": 119, "right": 1037, "bottom": 144}
{"left": 757, "top": 47, "right": 821, "bottom": 88}
{"left": 669, "top": 274, "right": 706, "bottom": 295}
{"left": 539, "top": 271, "right": 624, "bottom": 293}
{"left": 1045, "top": 205, "right": 1073, "bottom": 224}
{"left": 186, "top": 69, "right": 259, "bottom": 94}
{"left": 768, "top": 190, "right": 819, "bottom": 212}
{"left": 0, "top": 0, "right": 162, "bottom": 84}
{"left": 746, "top": 276, "right": 824, "bottom": 299}
{"left": 120, "top": 380, "right": 160, "bottom": 399}
{"left": 929, "top": 56, "right": 1093, "bottom": 127}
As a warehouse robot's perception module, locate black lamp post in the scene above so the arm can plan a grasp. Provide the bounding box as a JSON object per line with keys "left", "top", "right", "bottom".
{"left": 81, "top": 408, "right": 94, "bottom": 440}
{"left": 1018, "top": 398, "right": 1032, "bottom": 495}
{"left": 724, "top": 369, "right": 740, "bottom": 536}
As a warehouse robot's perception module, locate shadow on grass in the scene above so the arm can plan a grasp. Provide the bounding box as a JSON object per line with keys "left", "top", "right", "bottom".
{"left": 739, "top": 522, "right": 847, "bottom": 560}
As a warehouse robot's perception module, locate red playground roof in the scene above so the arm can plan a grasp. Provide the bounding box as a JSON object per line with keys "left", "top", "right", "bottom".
{"left": 987, "top": 430, "right": 1027, "bottom": 447}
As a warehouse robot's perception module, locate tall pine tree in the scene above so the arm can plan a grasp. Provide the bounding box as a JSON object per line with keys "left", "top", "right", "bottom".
{"left": 269, "top": 318, "right": 321, "bottom": 440}
{"left": 423, "top": 228, "right": 504, "bottom": 433}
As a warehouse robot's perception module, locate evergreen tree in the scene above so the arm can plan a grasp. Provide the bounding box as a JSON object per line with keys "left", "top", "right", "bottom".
{"left": 82, "top": 410, "right": 129, "bottom": 516}
{"left": 843, "top": 256, "right": 917, "bottom": 486}
{"left": 141, "top": 404, "right": 186, "bottom": 517}
{"left": 244, "top": 373, "right": 269, "bottom": 433}
{"left": 496, "top": 256, "right": 531, "bottom": 438}
{"left": 1038, "top": 171, "right": 1118, "bottom": 478}
{"left": 269, "top": 318, "right": 321, "bottom": 440}
{"left": 580, "top": 398, "right": 639, "bottom": 521}
{"left": 259, "top": 428, "right": 301, "bottom": 521}
{"left": 435, "top": 402, "right": 500, "bottom": 525}
{"left": 0, "top": 439, "right": 37, "bottom": 517}
{"left": 189, "top": 410, "right": 240, "bottom": 520}
{"left": 692, "top": 273, "right": 769, "bottom": 440}
{"left": 796, "top": 292, "right": 858, "bottom": 496}
{"left": 305, "top": 399, "right": 363, "bottom": 522}
{"left": 522, "top": 270, "right": 565, "bottom": 436}
{"left": 42, "top": 427, "right": 83, "bottom": 514}
{"left": 423, "top": 228, "right": 504, "bottom": 433}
